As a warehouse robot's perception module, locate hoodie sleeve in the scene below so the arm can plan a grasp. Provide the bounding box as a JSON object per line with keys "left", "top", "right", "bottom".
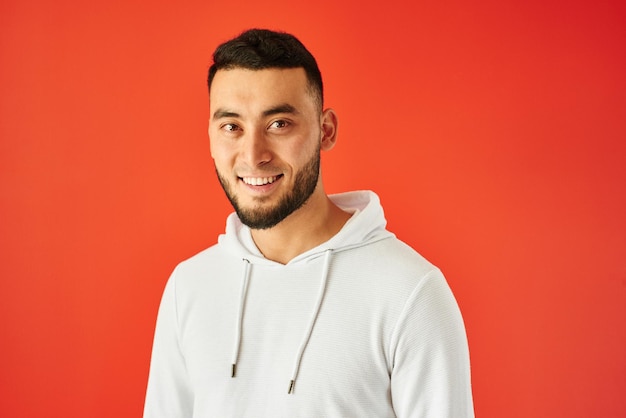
{"left": 144, "top": 268, "right": 194, "bottom": 418}
{"left": 389, "top": 269, "right": 474, "bottom": 418}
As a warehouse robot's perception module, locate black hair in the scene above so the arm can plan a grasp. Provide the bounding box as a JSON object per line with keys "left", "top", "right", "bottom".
{"left": 207, "top": 29, "right": 323, "bottom": 109}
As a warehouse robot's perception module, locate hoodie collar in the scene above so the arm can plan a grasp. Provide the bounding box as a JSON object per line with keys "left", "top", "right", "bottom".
{"left": 218, "top": 190, "right": 394, "bottom": 266}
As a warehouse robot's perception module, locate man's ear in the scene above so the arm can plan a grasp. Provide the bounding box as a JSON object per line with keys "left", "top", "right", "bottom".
{"left": 320, "top": 108, "right": 338, "bottom": 151}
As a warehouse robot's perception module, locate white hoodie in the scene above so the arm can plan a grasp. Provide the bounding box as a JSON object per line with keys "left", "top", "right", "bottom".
{"left": 144, "top": 191, "right": 474, "bottom": 417}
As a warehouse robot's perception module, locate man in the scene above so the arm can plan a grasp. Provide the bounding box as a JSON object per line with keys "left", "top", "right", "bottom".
{"left": 144, "top": 28, "right": 474, "bottom": 417}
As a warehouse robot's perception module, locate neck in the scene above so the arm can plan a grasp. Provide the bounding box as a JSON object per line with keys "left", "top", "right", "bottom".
{"left": 250, "top": 189, "right": 351, "bottom": 264}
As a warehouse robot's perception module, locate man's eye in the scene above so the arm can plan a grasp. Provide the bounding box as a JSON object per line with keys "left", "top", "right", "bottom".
{"left": 223, "top": 123, "right": 239, "bottom": 132}
{"left": 270, "top": 120, "right": 288, "bottom": 129}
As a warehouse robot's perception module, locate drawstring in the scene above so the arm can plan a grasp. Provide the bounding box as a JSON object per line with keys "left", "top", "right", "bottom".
{"left": 229, "top": 250, "right": 334, "bottom": 395}
{"left": 231, "top": 258, "right": 251, "bottom": 378}
{"left": 288, "top": 249, "right": 333, "bottom": 394}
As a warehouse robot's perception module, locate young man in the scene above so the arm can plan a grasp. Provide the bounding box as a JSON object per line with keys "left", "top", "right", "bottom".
{"left": 144, "top": 29, "right": 474, "bottom": 417}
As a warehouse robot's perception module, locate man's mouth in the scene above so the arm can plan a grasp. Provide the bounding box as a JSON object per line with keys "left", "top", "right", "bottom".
{"left": 240, "top": 175, "right": 283, "bottom": 186}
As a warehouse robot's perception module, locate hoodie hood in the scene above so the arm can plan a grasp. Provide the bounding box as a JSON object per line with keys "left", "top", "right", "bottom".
{"left": 217, "top": 190, "right": 395, "bottom": 265}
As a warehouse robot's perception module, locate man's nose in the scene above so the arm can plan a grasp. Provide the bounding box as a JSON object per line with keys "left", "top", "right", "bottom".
{"left": 240, "top": 128, "right": 272, "bottom": 166}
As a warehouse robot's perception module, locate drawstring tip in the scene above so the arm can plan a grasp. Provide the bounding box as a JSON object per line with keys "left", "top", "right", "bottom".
{"left": 231, "top": 364, "right": 236, "bottom": 378}
{"left": 288, "top": 380, "right": 295, "bottom": 394}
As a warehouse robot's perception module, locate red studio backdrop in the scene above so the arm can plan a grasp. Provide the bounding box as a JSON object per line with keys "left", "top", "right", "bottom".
{"left": 1, "top": 0, "right": 625, "bottom": 417}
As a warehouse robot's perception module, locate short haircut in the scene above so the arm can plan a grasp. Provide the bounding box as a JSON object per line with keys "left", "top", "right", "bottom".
{"left": 207, "top": 29, "right": 323, "bottom": 110}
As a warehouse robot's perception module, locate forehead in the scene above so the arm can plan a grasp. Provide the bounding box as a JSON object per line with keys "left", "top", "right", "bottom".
{"left": 209, "top": 68, "right": 315, "bottom": 114}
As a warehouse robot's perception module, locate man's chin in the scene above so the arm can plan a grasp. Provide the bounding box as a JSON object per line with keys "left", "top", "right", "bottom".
{"left": 234, "top": 197, "right": 297, "bottom": 230}
{"left": 236, "top": 210, "right": 282, "bottom": 230}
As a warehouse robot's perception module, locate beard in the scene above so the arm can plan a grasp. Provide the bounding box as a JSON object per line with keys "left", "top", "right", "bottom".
{"left": 216, "top": 146, "right": 321, "bottom": 230}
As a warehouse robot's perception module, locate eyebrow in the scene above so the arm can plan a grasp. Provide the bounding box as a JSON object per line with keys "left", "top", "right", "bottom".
{"left": 212, "top": 109, "right": 240, "bottom": 120}
{"left": 262, "top": 104, "right": 298, "bottom": 117}
{"left": 212, "top": 103, "right": 298, "bottom": 120}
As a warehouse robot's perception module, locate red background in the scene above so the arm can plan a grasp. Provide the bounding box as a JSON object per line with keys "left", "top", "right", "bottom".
{"left": 1, "top": 0, "right": 625, "bottom": 416}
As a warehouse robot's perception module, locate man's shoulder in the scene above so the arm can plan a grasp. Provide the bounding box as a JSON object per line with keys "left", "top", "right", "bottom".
{"left": 334, "top": 235, "right": 443, "bottom": 291}
{"left": 352, "top": 235, "right": 438, "bottom": 272}
{"left": 171, "top": 242, "right": 238, "bottom": 278}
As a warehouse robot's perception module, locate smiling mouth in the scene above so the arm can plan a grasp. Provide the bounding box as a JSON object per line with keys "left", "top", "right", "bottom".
{"left": 240, "top": 175, "right": 283, "bottom": 186}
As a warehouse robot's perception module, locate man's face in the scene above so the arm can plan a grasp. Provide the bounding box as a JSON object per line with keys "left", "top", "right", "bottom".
{"left": 208, "top": 68, "right": 324, "bottom": 229}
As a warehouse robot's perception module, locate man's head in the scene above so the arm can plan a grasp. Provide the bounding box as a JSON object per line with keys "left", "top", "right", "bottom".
{"left": 208, "top": 28, "right": 323, "bottom": 112}
{"left": 207, "top": 29, "right": 338, "bottom": 231}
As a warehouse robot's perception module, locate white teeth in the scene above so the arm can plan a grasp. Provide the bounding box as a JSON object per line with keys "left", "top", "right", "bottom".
{"left": 242, "top": 176, "right": 278, "bottom": 186}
